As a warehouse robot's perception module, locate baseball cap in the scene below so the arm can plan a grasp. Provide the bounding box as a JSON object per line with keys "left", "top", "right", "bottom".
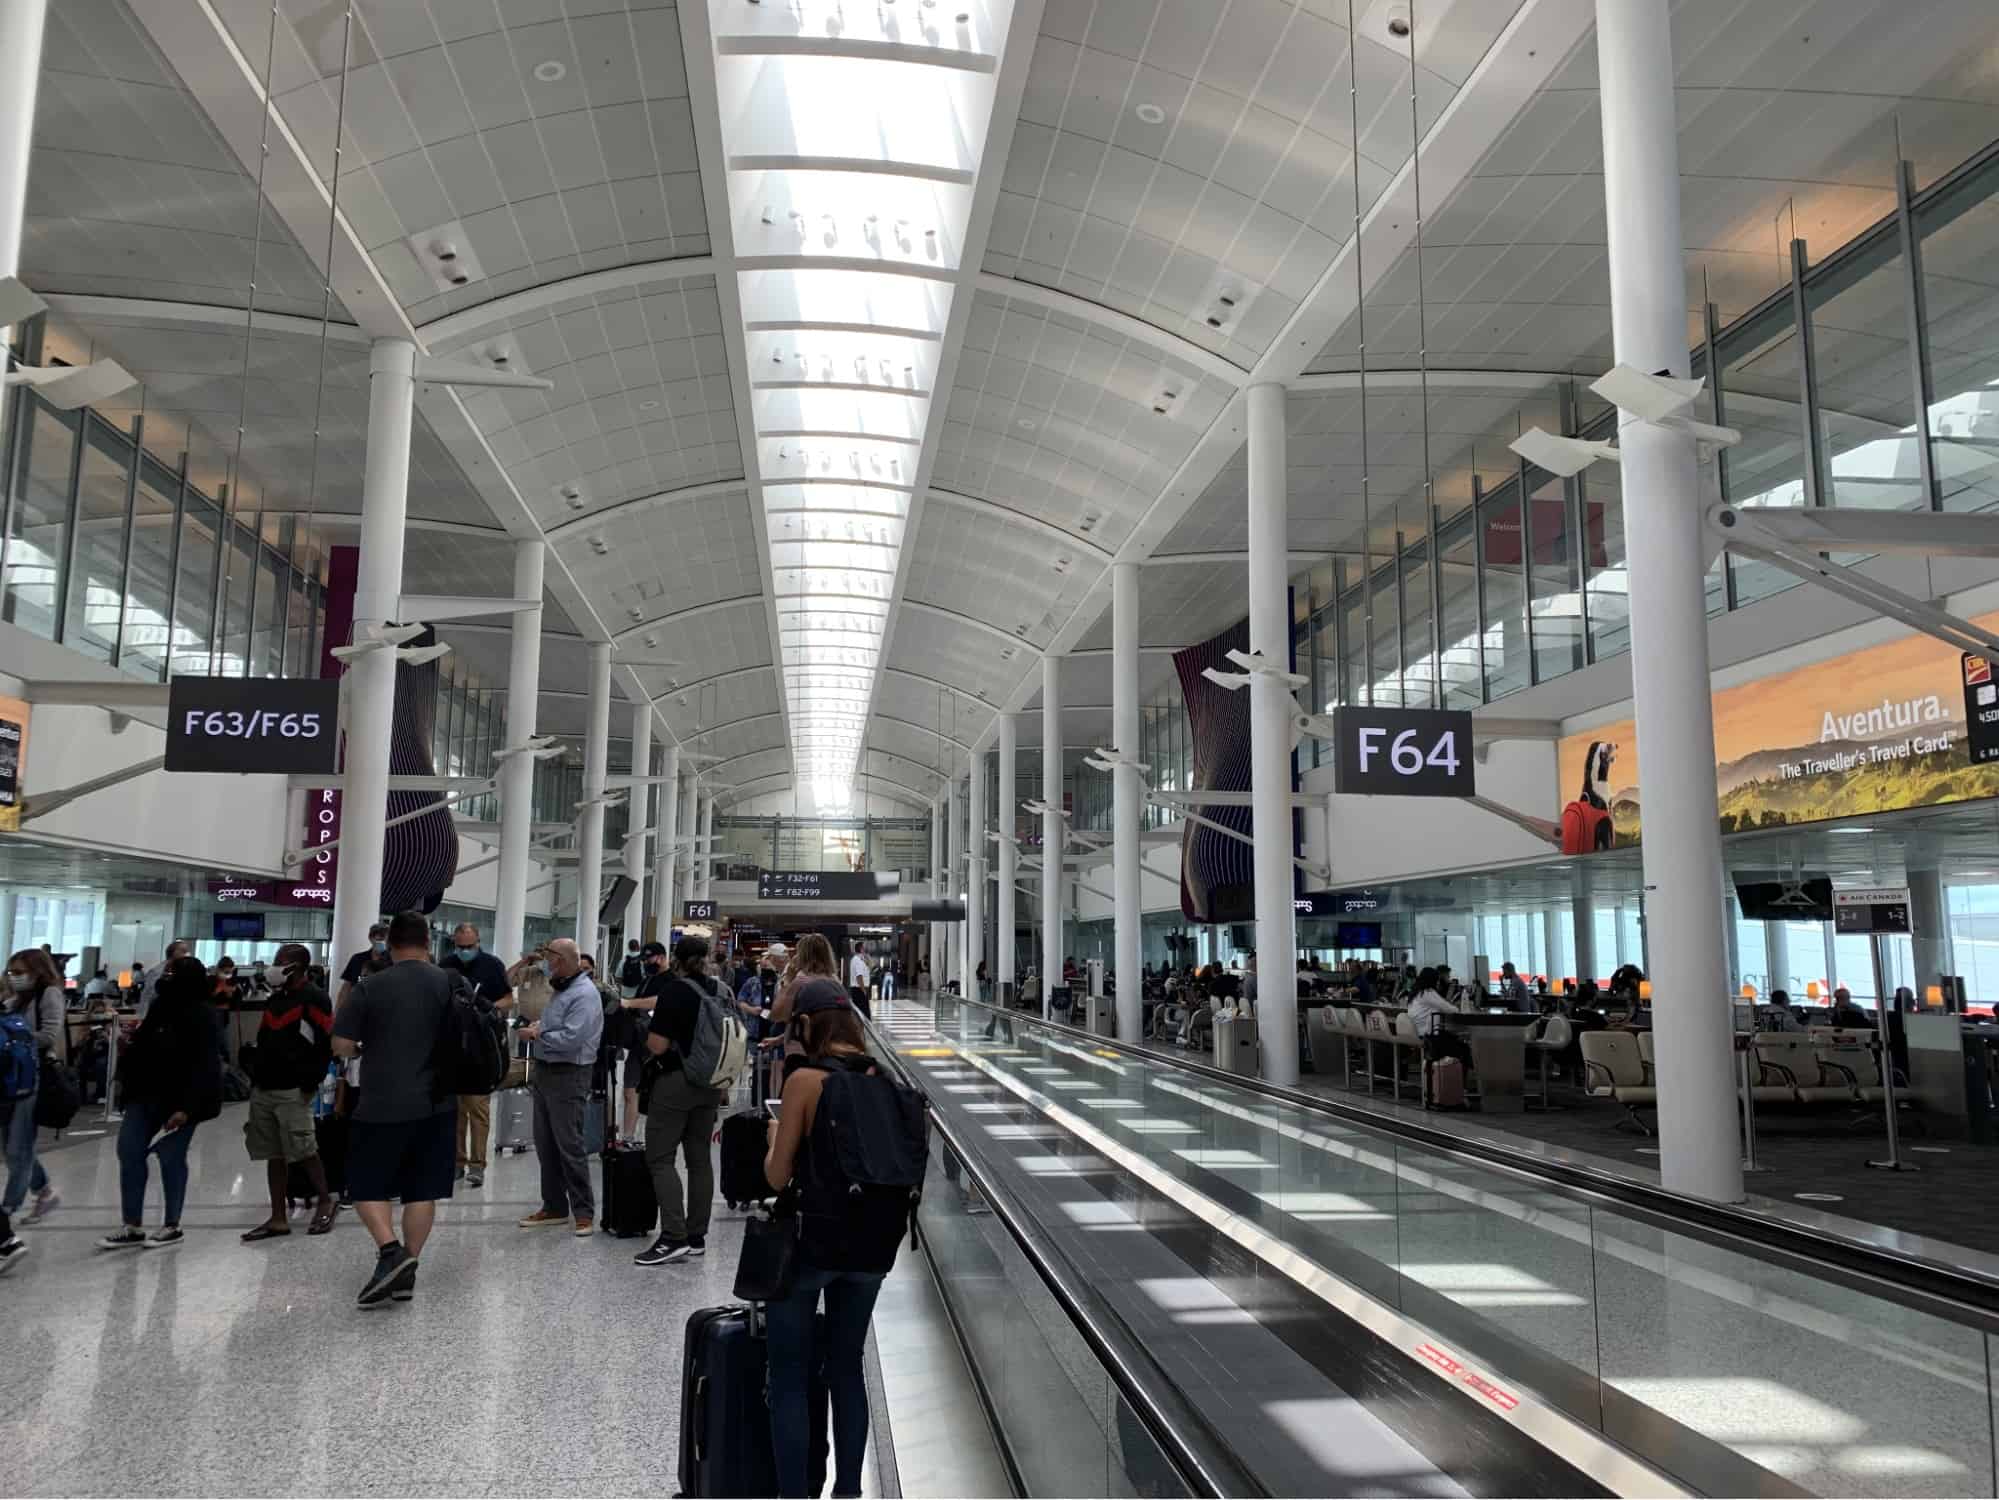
{"left": 791, "top": 977, "right": 851, "bottom": 1016}
{"left": 764, "top": 942, "right": 788, "bottom": 960}
{"left": 640, "top": 941, "right": 667, "bottom": 959}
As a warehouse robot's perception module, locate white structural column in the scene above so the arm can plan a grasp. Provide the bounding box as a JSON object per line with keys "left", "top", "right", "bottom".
{"left": 969, "top": 751, "right": 986, "bottom": 1000}
{"left": 997, "top": 714, "right": 1017, "bottom": 1003}
{"left": 493, "top": 540, "right": 546, "bottom": 964}
{"left": 1112, "top": 562, "right": 1143, "bottom": 1039}
{"left": 329, "top": 339, "right": 417, "bottom": 969}
{"left": 1041, "top": 653, "right": 1063, "bottom": 1018}
{"left": 1596, "top": 0, "right": 1741, "bottom": 1203}
{"left": 678, "top": 774, "right": 698, "bottom": 913}
{"left": 0, "top": 0, "right": 45, "bottom": 286}
{"left": 654, "top": 746, "right": 681, "bottom": 935}
{"left": 575, "top": 643, "right": 614, "bottom": 948}
{"left": 928, "top": 797, "right": 943, "bottom": 984}
{"left": 945, "top": 774, "right": 961, "bottom": 996}
{"left": 1246, "top": 381, "right": 1299, "bottom": 1084}
{"left": 623, "top": 701, "right": 653, "bottom": 942}
{"left": 696, "top": 792, "right": 715, "bottom": 900}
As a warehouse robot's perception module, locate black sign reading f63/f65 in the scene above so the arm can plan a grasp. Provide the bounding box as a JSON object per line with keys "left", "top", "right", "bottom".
{"left": 166, "top": 676, "right": 339, "bottom": 774}
{"left": 1333, "top": 708, "right": 1476, "bottom": 798}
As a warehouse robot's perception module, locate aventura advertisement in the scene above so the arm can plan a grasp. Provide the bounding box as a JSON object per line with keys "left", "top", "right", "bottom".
{"left": 1557, "top": 611, "right": 1999, "bottom": 854}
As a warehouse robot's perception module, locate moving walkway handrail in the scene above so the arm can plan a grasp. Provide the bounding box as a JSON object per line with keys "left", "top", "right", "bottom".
{"left": 853, "top": 1010, "right": 1261, "bottom": 1499}
{"left": 947, "top": 991, "right": 1999, "bottom": 1335}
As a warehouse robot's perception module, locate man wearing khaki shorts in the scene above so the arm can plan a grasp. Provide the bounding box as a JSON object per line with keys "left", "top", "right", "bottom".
{"left": 240, "top": 944, "right": 338, "bottom": 1240}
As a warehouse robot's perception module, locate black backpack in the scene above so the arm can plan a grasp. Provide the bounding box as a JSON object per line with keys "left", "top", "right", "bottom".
{"left": 432, "top": 972, "right": 507, "bottom": 1099}
{"left": 797, "top": 1056, "right": 928, "bottom": 1273}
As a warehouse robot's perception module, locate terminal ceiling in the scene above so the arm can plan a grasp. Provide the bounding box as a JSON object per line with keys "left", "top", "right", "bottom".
{"left": 20, "top": 0, "right": 1999, "bottom": 811}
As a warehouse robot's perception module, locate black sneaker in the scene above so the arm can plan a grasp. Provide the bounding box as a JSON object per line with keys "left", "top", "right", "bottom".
{"left": 96, "top": 1228, "right": 146, "bottom": 1251}
{"left": 145, "top": 1226, "right": 183, "bottom": 1249}
{"left": 634, "top": 1236, "right": 691, "bottom": 1267}
{"left": 357, "top": 1243, "right": 417, "bottom": 1306}
{"left": 688, "top": 1235, "right": 706, "bottom": 1257}
{"left": 0, "top": 1237, "right": 26, "bottom": 1275}
{"left": 391, "top": 1265, "right": 417, "bottom": 1302}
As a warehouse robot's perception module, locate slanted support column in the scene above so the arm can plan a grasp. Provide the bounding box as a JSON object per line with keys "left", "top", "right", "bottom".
{"left": 330, "top": 338, "right": 417, "bottom": 969}
{"left": 1596, "top": 0, "right": 1741, "bottom": 1203}
{"left": 624, "top": 701, "right": 652, "bottom": 943}
{"left": 493, "top": 539, "right": 545, "bottom": 964}
{"left": 946, "top": 774, "right": 961, "bottom": 996}
{"left": 1247, "top": 380, "right": 1299, "bottom": 1084}
{"left": 997, "top": 714, "right": 1017, "bottom": 1003}
{"left": 654, "top": 747, "right": 681, "bottom": 936}
{"left": 1041, "top": 653, "right": 1063, "bottom": 1018}
{"left": 0, "top": 0, "right": 45, "bottom": 289}
{"left": 1112, "top": 561, "right": 1143, "bottom": 1039}
{"left": 575, "top": 642, "right": 613, "bottom": 948}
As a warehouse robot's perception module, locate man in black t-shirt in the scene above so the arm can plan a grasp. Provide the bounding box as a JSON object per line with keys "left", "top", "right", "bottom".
{"left": 633, "top": 935, "right": 729, "bottom": 1267}
{"left": 440, "top": 922, "right": 513, "bottom": 1187}
{"left": 337, "top": 922, "right": 390, "bottom": 1007}
{"left": 330, "top": 910, "right": 456, "bottom": 1308}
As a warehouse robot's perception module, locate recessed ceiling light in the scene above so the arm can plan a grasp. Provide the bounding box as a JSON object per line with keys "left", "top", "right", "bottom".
{"left": 1017, "top": 418, "right": 1037, "bottom": 430}
{"left": 533, "top": 60, "right": 568, "bottom": 82}
{"left": 1134, "top": 103, "right": 1166, "bottom": 126}
{"left": 639, "top": 399, "right": 661, "bottom": 410}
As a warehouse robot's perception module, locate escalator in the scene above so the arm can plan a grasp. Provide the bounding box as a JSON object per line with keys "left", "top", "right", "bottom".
{"left": 865, "top": 992, "right": 1999, "bottom": 1499}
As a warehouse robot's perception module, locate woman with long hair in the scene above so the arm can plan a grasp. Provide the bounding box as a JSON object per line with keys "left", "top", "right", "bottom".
{"left": 99, "top": 955, "right": 221, "bottom": 1250}
{"left": 0, "top": 947, "right": 66, "bottom": 1271}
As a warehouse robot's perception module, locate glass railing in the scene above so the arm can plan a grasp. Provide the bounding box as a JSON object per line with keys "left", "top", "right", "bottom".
{"left": 900, "top": 990, "right": 1999, "bottom": 1499}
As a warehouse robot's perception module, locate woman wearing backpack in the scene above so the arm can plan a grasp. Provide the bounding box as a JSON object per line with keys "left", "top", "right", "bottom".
{"left": 0, "top": 947, "right": 68, "bottom": 1270}
{"left": 763, "top": 980, "right": 923, "bottom": 1499}
{"left": 98, "top": 956, "right": 222, "bottom": 1250}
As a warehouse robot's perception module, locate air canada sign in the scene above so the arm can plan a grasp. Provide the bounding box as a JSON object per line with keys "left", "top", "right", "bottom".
{"left": 1559, "top": 611, "right": 1999, "bottom": 854}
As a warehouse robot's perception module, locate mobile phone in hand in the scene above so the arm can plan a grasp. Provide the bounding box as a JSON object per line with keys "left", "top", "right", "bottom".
{"left": 764, "top": 1100, "right": 782, "bottom": 1121}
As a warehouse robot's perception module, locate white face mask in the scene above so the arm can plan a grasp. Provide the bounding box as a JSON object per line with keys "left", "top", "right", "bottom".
{"left": 7, "top": 974, "right": 33, "bottom": 993}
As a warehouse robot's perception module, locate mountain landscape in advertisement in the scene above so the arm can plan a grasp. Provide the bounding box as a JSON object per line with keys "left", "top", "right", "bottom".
{"left": 1557, "top": 612, "right": 1999, "bottom": 852}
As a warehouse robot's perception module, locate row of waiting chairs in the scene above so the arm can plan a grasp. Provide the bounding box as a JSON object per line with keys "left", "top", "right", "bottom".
{"left": 1581, "top": 1028, "right": 1889, "bottom": 1135}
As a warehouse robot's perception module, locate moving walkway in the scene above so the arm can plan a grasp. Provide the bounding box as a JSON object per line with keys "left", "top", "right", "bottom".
{"left": 868, "top": 992, "right": 1999, "bottom": 1498}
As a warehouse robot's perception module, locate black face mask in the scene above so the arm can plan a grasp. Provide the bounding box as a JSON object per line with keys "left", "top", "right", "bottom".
{"left": 551, "top": 969, "right": 580, "bottom": 991}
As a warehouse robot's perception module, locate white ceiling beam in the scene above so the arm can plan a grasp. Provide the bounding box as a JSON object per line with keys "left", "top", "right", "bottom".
{"left": 41, "top": 293, "right": 370, "bottom": 346}
{"left": 543, "top": 478, "right": 749, "bottom": 539}
{"left": 418, "top": 257, "right": 719, "bottom": 350}
{"left": 900, "top": 599, "right": 1042, "bottom": 655}
{"left": 608, "top": 594, "right": 766, "bottom": 645}
{"left": 1144, "top": 550, "right": 1326, "bottom": 567}
{"left": 925, "top": 488, "right": 1116, "bottom": 560}
{"left": 972, "top": 272, "right": 1249, "bottom": 388}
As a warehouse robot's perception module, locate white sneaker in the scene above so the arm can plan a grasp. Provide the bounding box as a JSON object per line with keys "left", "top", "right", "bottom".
{"left": 23, "top": 1189, "right": 58, "bottom": 1224}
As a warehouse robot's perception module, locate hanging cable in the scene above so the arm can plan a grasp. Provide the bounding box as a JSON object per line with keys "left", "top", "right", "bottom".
{"left": 1403, "top": 1, "right": 1441, "bottom": 709}
{"left": 297, "top": 5, "right": 355, "bottom": 636}
{"left": 213, "top": 0, "right": 282, "bottom": 676}
{"left": 1347, "top": 0, "right": 1375, "bottom": 708}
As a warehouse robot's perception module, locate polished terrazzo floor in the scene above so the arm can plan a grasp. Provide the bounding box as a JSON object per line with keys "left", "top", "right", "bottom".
{"left": 1, "top": 1101, "right": 1001, "bottom": 1498}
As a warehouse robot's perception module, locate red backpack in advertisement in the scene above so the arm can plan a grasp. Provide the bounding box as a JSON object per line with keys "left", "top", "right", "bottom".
{"left": 1560, "top": 741, "right": 1618, "bottom": 855}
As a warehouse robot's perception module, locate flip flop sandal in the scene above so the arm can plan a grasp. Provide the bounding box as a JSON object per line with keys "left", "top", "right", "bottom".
{"left": 307, "top": 1207, "right": 338, "bottom": 1235}
{"left": 241, "top": 1224, "right": 290, "bottom": 1243}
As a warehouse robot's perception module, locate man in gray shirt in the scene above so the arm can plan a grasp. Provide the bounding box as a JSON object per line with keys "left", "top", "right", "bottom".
{"left": 331, "top": 911, "right": 457, "bottom": 1308}
{"left": 517, "top": 938, "right": 604, "bottom": 1235}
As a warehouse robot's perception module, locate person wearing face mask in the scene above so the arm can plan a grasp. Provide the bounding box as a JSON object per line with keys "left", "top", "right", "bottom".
{"left": 0, "top": 947, "right": 68, "bottom": 1270}
{"left": 239, "top": 945, "right": 337, "bottom": 1241}
{"left": 99, "top": 956, "right": 222, "bottom": 1251}
{"left": 516, "top": 939, "right": 604, "bottom": 1235}
{"left": 337, "top": 922, "right": 391, "bottom": 1009}
{"left": 139, "top": 938, "right": 191, "bottom": 1018}
{"left": 439, "top": 922, "right": 513, "bottom": 1188}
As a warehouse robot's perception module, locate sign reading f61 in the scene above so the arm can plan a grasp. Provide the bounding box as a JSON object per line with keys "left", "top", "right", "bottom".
{"left": 1333, "top": 707, "right": 1475, "bottom": 799}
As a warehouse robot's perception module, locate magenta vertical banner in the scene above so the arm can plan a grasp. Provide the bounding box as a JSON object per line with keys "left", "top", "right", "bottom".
{"left": 302, "top": 546, "right": 358, "bottom": 908}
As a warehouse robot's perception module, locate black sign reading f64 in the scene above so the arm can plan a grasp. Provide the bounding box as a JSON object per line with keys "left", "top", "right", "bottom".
{"left": 1333, "top": 707, "right": 1476, "bottom": 799}
{"left": 166, "top": 676, "right": 339, "bottom": 774}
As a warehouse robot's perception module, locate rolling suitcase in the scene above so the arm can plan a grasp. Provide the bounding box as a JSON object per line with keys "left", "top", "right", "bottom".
{"left": 583, "top": 1087, "right": 608, "bottom": 1156}
{"left": 494, "top": 1084, "right": 534, "bottom": 1155}
{"left": 1429, "top": 1056, "right": 1467, "bottom": 1110}
{"left": 720, "top": 1109, "right": 772, "bottom": 1210}
{"left": 678, "top": 1304, "right": 828, "bottom": 1499}
{"left": 600, "top": 1142, "right": 656, "bottom": 1238}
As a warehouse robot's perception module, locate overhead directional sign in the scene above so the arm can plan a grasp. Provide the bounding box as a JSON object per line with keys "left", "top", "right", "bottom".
{"left": 757, "top": 870, "right": 892, "bottom": 901}
{"left": 1333, "top": 708, "right": 1476, "bottom": 799}
{"left": 683, "top": 900, "right": 718, "bottom": 921}
{"left": 1834, "top": 887, "right": 1913, "bottom": 935}
{"left": 166, "top": 676, "right": 339, "bottom": 774}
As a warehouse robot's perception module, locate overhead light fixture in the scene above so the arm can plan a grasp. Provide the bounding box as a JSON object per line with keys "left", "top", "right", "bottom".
{"left": 533, "top": 59, "right": 568, "bottom": 81}
{"left": 1134, "top": 103, "right": 1166, "bottom": 125}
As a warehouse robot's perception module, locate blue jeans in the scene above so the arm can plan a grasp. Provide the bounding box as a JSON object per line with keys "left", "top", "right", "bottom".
{"left": 117, "top": 1099, "right": 196, "bottom": 1227}
{"left": 767, "top": 1266, "right": 886, "bottom": 1498}
{"left": 1, "top": 1097, "right": 47, "bottom": 1218}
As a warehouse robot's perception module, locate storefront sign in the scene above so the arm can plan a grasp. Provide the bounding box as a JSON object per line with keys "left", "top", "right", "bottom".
{"left": 165, "top": 676, "right": 339, "bottom": 774}
{"left": 1559, "top": 611, "right": 1999, "bottom": 853}
{"left": 0, "top": 693, "right": 27, "bottom": 833}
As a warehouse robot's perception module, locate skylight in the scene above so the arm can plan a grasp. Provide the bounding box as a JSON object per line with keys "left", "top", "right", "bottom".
{"left": 708, "top": 0, "right": 1017, "bottom": 806}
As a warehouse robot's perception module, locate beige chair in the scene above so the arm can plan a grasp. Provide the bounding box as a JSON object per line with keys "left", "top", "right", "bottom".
{"left": 1810, "top": 1027, "right": 1886, "bottom": 1104}
{"left": 1389, "top": 1011, "right": 1426, "bottom": 1102}
{"left": 1751, "top": 1032, "right": 1847, "bottom": 1104}
{"left": 1304, "top": 1006, "right": 1344, "bottom": 1085}
{"left": 1580, "top": 1031, "right": 1657, "bottom": 1134}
